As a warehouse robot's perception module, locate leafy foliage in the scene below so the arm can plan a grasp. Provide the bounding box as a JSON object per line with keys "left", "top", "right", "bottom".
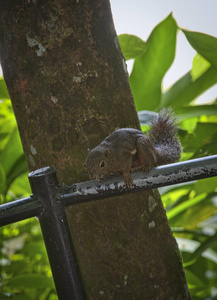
{"left": 119, "top": 13, "right": 217, "bottom": 299}
{"left": 0, "top": 97, "right": 57, "bottom": 298}
{"left": 1, "top": 13, "right": 217, "bottom": 300}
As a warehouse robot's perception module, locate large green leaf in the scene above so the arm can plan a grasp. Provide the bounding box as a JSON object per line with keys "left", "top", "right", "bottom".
{"left": 162, "top": 67, "right": 217, "bottom": 108}
{"left": 0, "top": 128, "right": 28, "bottom": 195}
{"left": 181, "top": 123, "right": 217, "bottom": 155}
{"left": 167, "top": 193, "right": 207, "bottom": 220}
{"left": 118, "top": 34, "right": 147, "bottom": 60}
{"left": 130, "top": 13, "right": 177, "bottom": 111}
{"left": 0, "top": 128, "right": 24, "bottom": 176}
{"left": 182, "top": 29, "right": 217, "bottom": 69}
{"left": 177, "top": 104, "right": 217, "bottom": 121}
{"left": 7, "top": 274, "right": 55, "bottom": 289}
{"left": 194, "top": 177, "right": 217, "bottom": 195}
{"left": 0, "top": 77, "right": 10, "bottom": 100}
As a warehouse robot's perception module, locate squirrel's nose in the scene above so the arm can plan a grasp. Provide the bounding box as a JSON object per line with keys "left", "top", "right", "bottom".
{"left": 90, "top": 173, "right": 98, "bottom": 180}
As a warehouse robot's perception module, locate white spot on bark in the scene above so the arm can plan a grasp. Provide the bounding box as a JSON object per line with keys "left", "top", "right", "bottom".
{"left": 124, "top": 274, "right": 128, "bottom": 286}
{"left": 73, "top": 76, "right": 82, "bottom": 83}
{"left": 30, "top": 145, "right": 37, "bottom": 155}
{"left": 148, "top": 221, "right": 155, "bottom": 229}
{"left": 36, "top": 44, "right": 46, "bottom": 57}
{"left": 51, "top": 95, "right": 58, "bottom": 103}
{"left": 99, "top": 291, "right": 104, "bottom": 295}
{"left": 29, "top": 154, "right": 36, "bottom": 167}
{"left": 148, "top": 196, "right": 158, "bottom": 213}
{"left": 76, "top": 61, "right": 82, "bottom": 66}
{"left": 27, "top": 32, "right": 46, "bottom": 57}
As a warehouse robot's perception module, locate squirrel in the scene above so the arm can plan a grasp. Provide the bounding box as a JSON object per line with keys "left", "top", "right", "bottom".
{"left": 84, "top": 109, "right": 182, "bottom": 188}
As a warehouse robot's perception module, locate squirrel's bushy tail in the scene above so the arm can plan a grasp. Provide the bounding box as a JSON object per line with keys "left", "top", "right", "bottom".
{"left": 148, "top": 108, "right": 182, "bottom": 165}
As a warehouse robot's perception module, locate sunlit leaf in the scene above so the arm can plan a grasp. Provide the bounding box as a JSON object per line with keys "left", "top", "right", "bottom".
{"left": 177, "top": 104, "right": 217, "bottom": 121}
{"left": 7, "top": 274, "right": 55, "bottom": 289}
{"left": 130, "top": 13, "right": 177, "bottom": 111}
{"left": 182, "top": 29, "right": 217, "bottom": 69}
{"left": 193, "top": 177, "right": 217, "bottom": 195}
{"left": 162, "top": 67, "right": 217, "bottom": 108}
{"left": 0, "top": 163, "right": 6, "bottom": 196}
{"left": 181, "top": 123, "right": 217, "bottom": 155}
{"left": 181, "top": 204, "right": 217, "bottom": 229}
{"left": 0, "top": 77, "right": 10, "bottom": 100}
{"left": 191, "top": 54, "right": 210, "bottom": 81}
{"left": 8, "top": 173, "right": 30, "bottom": 199}
{"left": 118, "top": 34, "right": 147, "bottom": 60}
{"left": 167, "top": 193, "right": 206, "bottom": 220}
{"left": 179, "top": 118, "right": 198, "bottom": 134}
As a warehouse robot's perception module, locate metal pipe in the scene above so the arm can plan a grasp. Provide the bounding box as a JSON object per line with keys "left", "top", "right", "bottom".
{"left": 28, "top": 167, "right": 86, "bottom": 300}
{"left": 62, "top": 155, "right": 217, "bottom": 205}
{"left": 0, "top": 197, "right": 40, "bottom": 227}
{"left": 0, "top": 155, "right": 217, "bottom": 220}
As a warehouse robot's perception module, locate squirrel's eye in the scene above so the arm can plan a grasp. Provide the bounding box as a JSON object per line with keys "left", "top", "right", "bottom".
{"left": 100, "top": 161, "right": 105, "bottom": 168}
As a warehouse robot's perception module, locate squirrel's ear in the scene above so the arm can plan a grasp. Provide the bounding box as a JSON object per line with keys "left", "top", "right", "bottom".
{"left": 103, "top": 149, "right": 110, "bottom": 158}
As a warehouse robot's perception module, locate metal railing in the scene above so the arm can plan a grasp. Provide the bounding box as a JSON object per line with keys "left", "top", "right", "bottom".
{"left": 1, "top": 155, "right": 217, "bottom": 299}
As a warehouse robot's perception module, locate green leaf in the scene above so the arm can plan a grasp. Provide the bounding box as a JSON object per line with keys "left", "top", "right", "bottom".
{"left": 181, "top": 123, "right": 217, "bottom": 155}
{"left": 130, "top": 13, "right": 177, "bottom": 111}
{"left": 0, "top": 77, "right": 10, "bottom": 100}
{"left": 6, "top": 155, "right": 28, "bottom": 190}
{"left": 7, "top": 274, "right": 55, "bottom": 289}
{"left": 0, "top": 163, "right": 6, "bottom": 196}
{"left": 194, "top": 177, "right": 217, "bottom": 195}
{"left": 180, "top": 204, "right": 217, "bottom": 230}
{"left": 185, "top": 233, "right": 217, "bottom": 266}
{"left": 191, "top": 53, "right": 211, "bottom": 81}
{"left": 177, "top": 104, "right": 217, "bottom": 121}
{"left": 0, "top": 128, "right": 24, "bottom": 176}
{"left": 182, "top": 29, "right": 217, "bottom": 69}
{"left": 185, "top": 269, "right": 205, "bottom": 289}
{"left": 162, "top": 67, "right": 217, "bottom": 108}
{"left": 0, "top": 128, "right": 28, "bottom": 195}
{"left": 118, "top": 34, "right": 147, "bottom": 60}
{"left": 167, "top": 193, "right": 206, "bottom": 220}
{"left": 9, "top": 172, "right": 31, "bottom": 198}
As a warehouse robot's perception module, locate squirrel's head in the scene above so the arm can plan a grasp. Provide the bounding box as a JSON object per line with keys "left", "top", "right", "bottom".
{"left": 84, "top": 148, "right": 110, "bottom": 181}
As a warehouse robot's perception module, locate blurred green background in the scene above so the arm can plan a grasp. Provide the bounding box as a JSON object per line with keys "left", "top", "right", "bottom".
{"left": 1, "top": 15, "right": 217, "bottom": 300}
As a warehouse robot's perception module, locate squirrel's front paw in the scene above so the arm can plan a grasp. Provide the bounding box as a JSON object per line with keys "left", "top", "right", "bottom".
{"left": 124, "top": 175, "right": 132, "bottom": 189}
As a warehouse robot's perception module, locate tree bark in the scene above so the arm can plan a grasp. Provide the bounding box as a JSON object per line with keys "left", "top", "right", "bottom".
{"left": 0, "top": 1, "right": 190, "bottom": 299}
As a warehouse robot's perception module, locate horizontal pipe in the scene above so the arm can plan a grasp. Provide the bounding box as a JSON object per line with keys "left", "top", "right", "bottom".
{"left": 62, "top": 155, "right": 217, "bottom": 205}
{"left": 0, "top": 155, "right": 217, "bottom": 226}
{"left": 0, "top": 197, "right": 41, "bottom": 226}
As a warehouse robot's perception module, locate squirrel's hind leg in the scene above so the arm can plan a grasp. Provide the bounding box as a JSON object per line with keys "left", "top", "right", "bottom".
{"left": 136, "top": 136, "right": 158, "bottom": 172}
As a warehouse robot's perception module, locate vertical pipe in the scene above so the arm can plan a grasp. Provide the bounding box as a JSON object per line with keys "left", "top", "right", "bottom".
{"left": 28, "top": 167, "right": 85, "bottom": 300}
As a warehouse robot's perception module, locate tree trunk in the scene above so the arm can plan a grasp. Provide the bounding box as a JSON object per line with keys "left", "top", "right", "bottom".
{"left": 0, "top": 1, "right": 190, "bottom": 299}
